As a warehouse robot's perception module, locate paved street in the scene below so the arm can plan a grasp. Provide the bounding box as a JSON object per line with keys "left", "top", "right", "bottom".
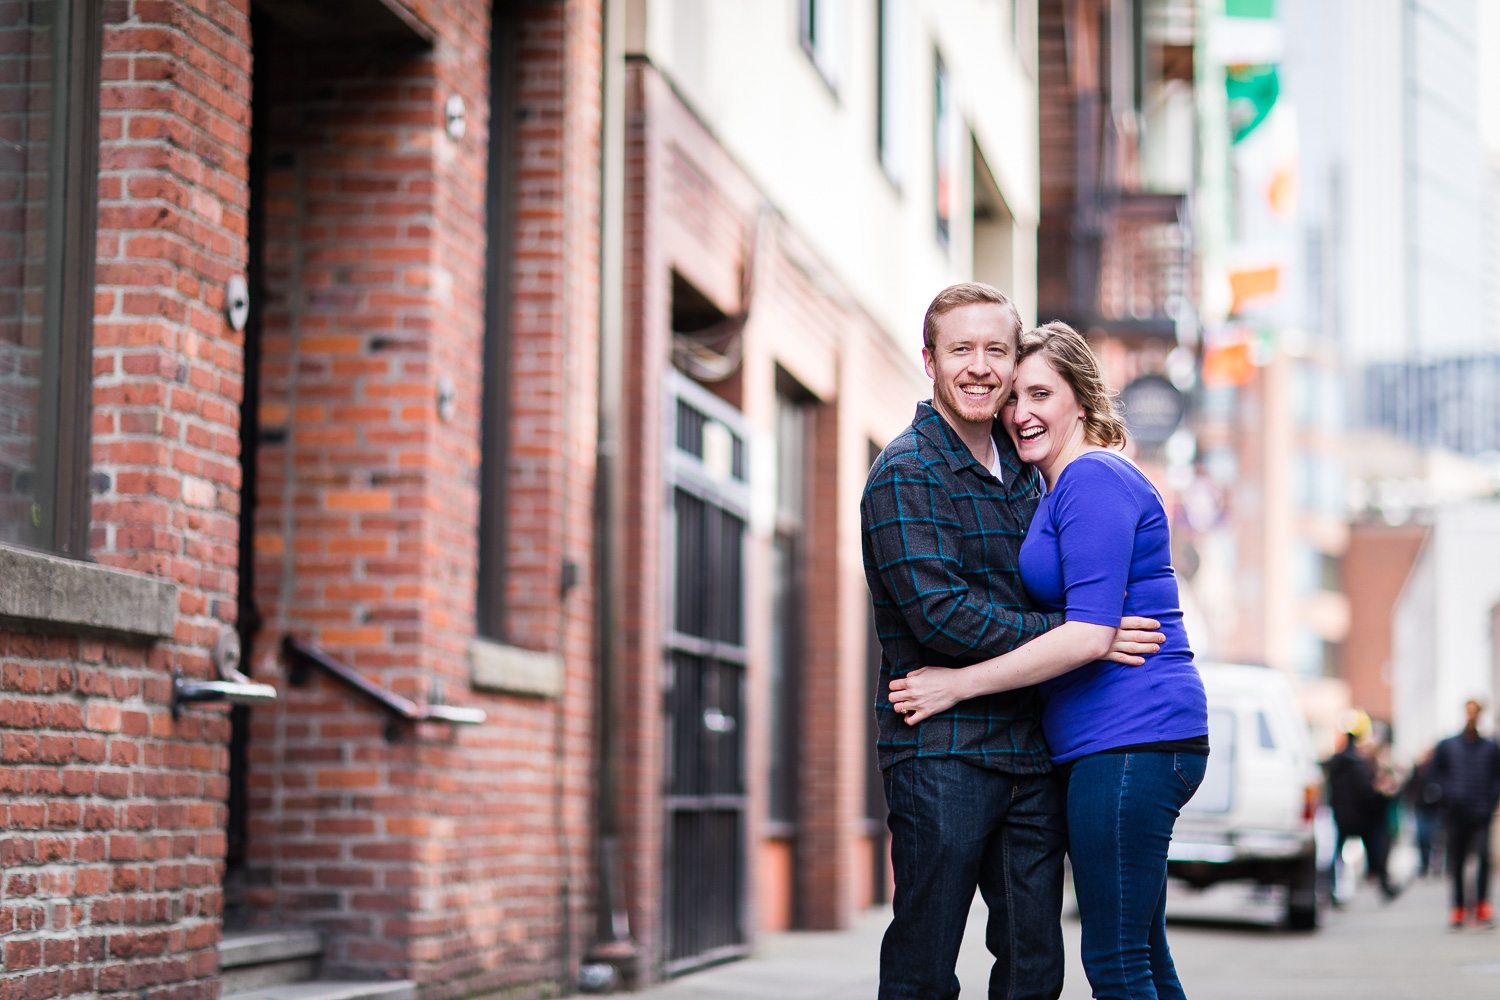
{"left": 635, "top": 876, "right": 1500, "bottom": 999}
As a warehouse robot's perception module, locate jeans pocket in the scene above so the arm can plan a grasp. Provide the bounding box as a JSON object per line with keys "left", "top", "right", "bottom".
{"left": 1173, "top": 752, "right": 1207, "bottom": 795}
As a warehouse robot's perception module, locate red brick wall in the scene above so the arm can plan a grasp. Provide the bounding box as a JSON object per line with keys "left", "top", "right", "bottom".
{"left": 2, "top": 3, "right": 252, "bottom": 1000}
{"left": 797, "top": 400, "right": 854, "bottom": 930}
{"left": 620, "top": 61, "right": 924, "bottom": 973}
{"left": 1341, "top": 521, "right": 1429, "bottom": 724}
{"left": 4, "top": 1, "right": 606, "bottom": 998}
{"left": 244, "top": 1, "right": 600, "bottom": 995}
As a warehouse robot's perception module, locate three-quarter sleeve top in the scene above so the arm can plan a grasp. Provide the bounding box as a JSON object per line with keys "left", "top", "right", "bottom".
{"left": 1017, "top": 450, "right": 1208, "bottom": 763}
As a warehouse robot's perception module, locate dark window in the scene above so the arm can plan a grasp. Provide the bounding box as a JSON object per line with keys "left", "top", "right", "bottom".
{"left": 933, "top": 52, "right": 952, "bottom": 248}
{"left": 476, "top": 2, "right": 520, "bottom": 640}
{"left": 798, "top": 0, "right": 838, "bottom": 92}
{"left": 1320, "top": 552, "right": 1340, "bottom": 592}
{"left": 767, "top": 389, "right": 807, "bottom": 825}
{"left": 0, "top": 0, "right": 102, "bottom": 555}
{"left": 875, "top": 0, "right": 898, "bottom": 180}
{"left": 798, "top": 0, "right": 817, "bottom": 52}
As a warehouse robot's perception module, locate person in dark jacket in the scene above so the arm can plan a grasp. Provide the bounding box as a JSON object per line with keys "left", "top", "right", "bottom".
{"left": 1402, "top": 748, "right": 1443, "bottom": 878}
{"left": 1431, "top": 700, "right": 1500, "bottom": 928}
{"left": 1325, "top": 720, "right": 1398, "bottom": 900}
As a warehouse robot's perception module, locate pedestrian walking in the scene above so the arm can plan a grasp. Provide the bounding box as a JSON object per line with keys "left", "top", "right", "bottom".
{"left": 889, "top": 322, "right": 1209, "bottom": 1000}
{"left": 1401, "top": 747, "right": 1444, "bottom": 879}
{"left": 861, "top": 285, "right": 1165, "bottom": 1000}
{"left": 1430, "top": 699, "right": 1500, "bottom": 928}
{"left": 1325, "top": 716, "right": 1399, "bottom": 901}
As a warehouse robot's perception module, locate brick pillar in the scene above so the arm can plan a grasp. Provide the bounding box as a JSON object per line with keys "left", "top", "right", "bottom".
{"left": 796, "top": 400, "right": 857, "bottom": 929}
{"left": 0, "top": 3, "right": 252, "bottom": 1000}
{"left": 616, "top": 61, "right": 669, "bottom": 982}
{"left": 245, "top": 1, "right": 602, "bottom": 993}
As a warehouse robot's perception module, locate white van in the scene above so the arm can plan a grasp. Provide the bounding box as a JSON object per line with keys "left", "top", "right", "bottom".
{"left": 1168, "top": 662, "right": 1325, "bottom": 929}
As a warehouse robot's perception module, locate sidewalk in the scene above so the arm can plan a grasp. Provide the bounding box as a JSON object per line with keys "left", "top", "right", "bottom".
{"left": 631, "top": 896, "right": 1069, "bottom": 1000}
{"left": 631, "top": 872, "right": 1500, "bottom": 999}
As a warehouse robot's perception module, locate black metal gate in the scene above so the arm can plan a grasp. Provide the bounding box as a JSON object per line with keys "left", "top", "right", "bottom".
{"left": 663, "top": 374, "right": 749, "bottom": 973}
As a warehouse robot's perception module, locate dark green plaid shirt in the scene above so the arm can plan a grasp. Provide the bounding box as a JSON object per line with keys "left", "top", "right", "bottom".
{"left": 861, "top": 401, "right": 1062, "bottom": 774}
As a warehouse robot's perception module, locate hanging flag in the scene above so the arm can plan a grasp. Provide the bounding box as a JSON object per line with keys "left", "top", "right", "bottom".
{"left": 1226, "top": 64, "right": 1279, "bottom": 143}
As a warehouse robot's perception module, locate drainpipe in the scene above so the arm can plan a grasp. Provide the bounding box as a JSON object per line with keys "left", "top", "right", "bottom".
{"left": 581, "top": 0, "right": 637, "bottom": 991}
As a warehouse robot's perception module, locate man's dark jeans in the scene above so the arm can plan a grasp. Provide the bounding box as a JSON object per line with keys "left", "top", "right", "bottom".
{"left": 1447, "top": 813, "right": 1493, "bottom": 910}
{"left": 880, "top": 756, "right": 1065, "bottom": 1000}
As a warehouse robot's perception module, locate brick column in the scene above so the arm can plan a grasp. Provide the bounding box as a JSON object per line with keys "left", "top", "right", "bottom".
{"left": 1, "top": 3, "right": 253, "bottom": 1000}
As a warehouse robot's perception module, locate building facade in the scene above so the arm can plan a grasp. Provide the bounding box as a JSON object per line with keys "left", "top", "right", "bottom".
{"left": 611, "top": 0, "right": 1041, "bottom": 976}
{"left": 4, "top": 1, "right": 603, "bottom": 998}
{"left": 1, "top": 0, "right": 1044, "bottom": 997}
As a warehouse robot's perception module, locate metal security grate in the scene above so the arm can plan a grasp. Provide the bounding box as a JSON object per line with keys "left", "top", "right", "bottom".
{"left": 664, "top": 376, "right": 749, "bottom": 974}
{"left": 666, "top": 810, "right": 744, "bottom": 964}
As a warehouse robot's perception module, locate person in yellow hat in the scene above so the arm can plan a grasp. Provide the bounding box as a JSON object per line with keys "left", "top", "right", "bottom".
{"left": 1325, "top": 710, "right": 1399, "bottom": 901}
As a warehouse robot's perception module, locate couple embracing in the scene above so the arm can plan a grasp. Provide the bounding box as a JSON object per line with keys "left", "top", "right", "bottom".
{"left": 861, "top": 283, "right": 1209, "bottom": 1000}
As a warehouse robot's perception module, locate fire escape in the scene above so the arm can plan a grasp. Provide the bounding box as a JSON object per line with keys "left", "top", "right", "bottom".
{"left": 1039, "top": 0, "right": 1196, "bottom": 345}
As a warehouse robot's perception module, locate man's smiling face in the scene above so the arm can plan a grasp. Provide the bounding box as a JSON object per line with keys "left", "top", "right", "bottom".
{"left": 922, "top": 302, "right": 1018, "bottom": 433}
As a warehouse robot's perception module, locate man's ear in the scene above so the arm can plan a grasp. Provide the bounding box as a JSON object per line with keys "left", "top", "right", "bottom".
{"left": 922, "top": 348, "right": 934, "bottom": 381}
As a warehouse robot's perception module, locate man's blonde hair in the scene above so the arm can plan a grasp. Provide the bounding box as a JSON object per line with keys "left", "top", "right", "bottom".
{"left": 922, "top": 282, "right": 1022, "bottom": 353}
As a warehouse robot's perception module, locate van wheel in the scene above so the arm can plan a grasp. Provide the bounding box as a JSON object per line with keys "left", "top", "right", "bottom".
{"left": 1284, "top": 855, "right": 1320, "bottom": 930}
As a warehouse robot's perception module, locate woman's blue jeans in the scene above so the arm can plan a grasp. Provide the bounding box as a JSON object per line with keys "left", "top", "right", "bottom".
{"left": 1062, "top": 751, "right": 1206, "bottom": 1000}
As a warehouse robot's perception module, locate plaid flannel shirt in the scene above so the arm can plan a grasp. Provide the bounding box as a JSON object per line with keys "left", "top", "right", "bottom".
{"left": 861, "top": 401, "right": 1064, "bottom": 774}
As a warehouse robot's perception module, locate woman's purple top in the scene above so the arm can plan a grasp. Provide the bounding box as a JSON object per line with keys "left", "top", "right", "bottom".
{"left": 1017, "top": 450, "right": 1207, "bottom": 763}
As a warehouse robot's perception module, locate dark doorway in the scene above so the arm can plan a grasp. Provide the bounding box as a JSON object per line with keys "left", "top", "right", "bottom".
{"left": 224, "top": 8, "right": 273, "bottom": 929}
{"left": 663, "top": 374, "right": 750, "bottom": 974}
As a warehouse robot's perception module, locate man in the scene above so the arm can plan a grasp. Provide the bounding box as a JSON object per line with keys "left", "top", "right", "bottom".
{"left": 861, "top": 283, "right": 1165, "bottom": 1000}
{"left": 1432, "top": 699, "right": 1500, "bottom": 929}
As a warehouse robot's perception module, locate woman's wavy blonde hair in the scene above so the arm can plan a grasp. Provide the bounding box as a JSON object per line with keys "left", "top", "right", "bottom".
{"left": 1016, "top": 321, "right": 1128, "bottom": 449}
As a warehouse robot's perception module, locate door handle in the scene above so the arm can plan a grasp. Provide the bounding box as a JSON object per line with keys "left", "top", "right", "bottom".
{"left": 703, "top": 708, "right": 736, "bottom": 733}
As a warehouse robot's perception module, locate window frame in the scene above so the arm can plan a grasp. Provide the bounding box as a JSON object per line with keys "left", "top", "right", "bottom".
{"left": 5, "top": 0, "right": 104, "bottom": 557}
{"left": 476, "top": 0, "right": 521, "bottom": 641}
{"left": 933, "top": 49, "right": 953, "bottom": 250}
{"left": 797, "top": 0, "right": 839, "bottom": 96}
{"left": 875, "top": 0, "right": 900, "bottom": 186}
{"left": 766, "top": 389, "right": 808, "bottom": 828}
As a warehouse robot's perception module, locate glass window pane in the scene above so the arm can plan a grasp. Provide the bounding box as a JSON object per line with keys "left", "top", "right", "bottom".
{"left": 1256, "top": 710, "right": 1277, "bottom": 750}
{"left": 0, "top": 1, "right": 64, "bottom": 549}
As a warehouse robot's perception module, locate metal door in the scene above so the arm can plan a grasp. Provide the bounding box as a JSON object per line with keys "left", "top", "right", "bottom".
{"left": 663, "top": 373, "right": 749, "bottom": 973}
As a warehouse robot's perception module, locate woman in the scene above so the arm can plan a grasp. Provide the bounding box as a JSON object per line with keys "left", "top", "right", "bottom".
{"left": 889, "top": 322, "right": 1208, "bottom": 1000}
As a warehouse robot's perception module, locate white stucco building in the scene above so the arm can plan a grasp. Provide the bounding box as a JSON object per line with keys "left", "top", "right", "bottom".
{"left": 1390, "top": 502, "right": 1500, "bottom": 762}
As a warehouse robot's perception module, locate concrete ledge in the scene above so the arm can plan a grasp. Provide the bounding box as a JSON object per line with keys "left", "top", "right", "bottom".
{"left": 0, "top": 543, "right": 178, "bottom": 640}
{"left": 469, "top": 637, "right": 563, "bottom": 698}
{"left": 219, "top": 929, "right": 323, "bottom": 969}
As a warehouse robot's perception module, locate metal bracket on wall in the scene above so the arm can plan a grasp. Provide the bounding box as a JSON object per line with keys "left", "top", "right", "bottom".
{"left": 282, "top": 634, "right": 486, "bottom": 742}
{"left": 171, "top": 669, "right": 277, "bottom": 720}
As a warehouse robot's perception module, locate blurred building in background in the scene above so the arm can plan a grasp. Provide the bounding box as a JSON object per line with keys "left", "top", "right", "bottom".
{"left": 1187, "top": 0, "right": 1350, "bottom": 736}
{"left": 1036, "top": 0, "right": 1198, "bottom": 481}
{"left": 1186, "top": 0, "right": 1500, "bottom": 756}
{"left": 1325, "top": 0, "right": 1500, "bottom": 754}
{"left": 612, "top": 0, "right": 1041, "bottom": 974}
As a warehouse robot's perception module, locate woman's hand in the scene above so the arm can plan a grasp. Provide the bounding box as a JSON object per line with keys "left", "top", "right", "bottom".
{"left": 888, "top": 666, "right": 974, "bottom": 725}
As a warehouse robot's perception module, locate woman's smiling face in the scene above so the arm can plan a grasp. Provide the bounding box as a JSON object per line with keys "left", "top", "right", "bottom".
{"left": 1003, "top": 353, "right": 1088, "bottom": 483}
